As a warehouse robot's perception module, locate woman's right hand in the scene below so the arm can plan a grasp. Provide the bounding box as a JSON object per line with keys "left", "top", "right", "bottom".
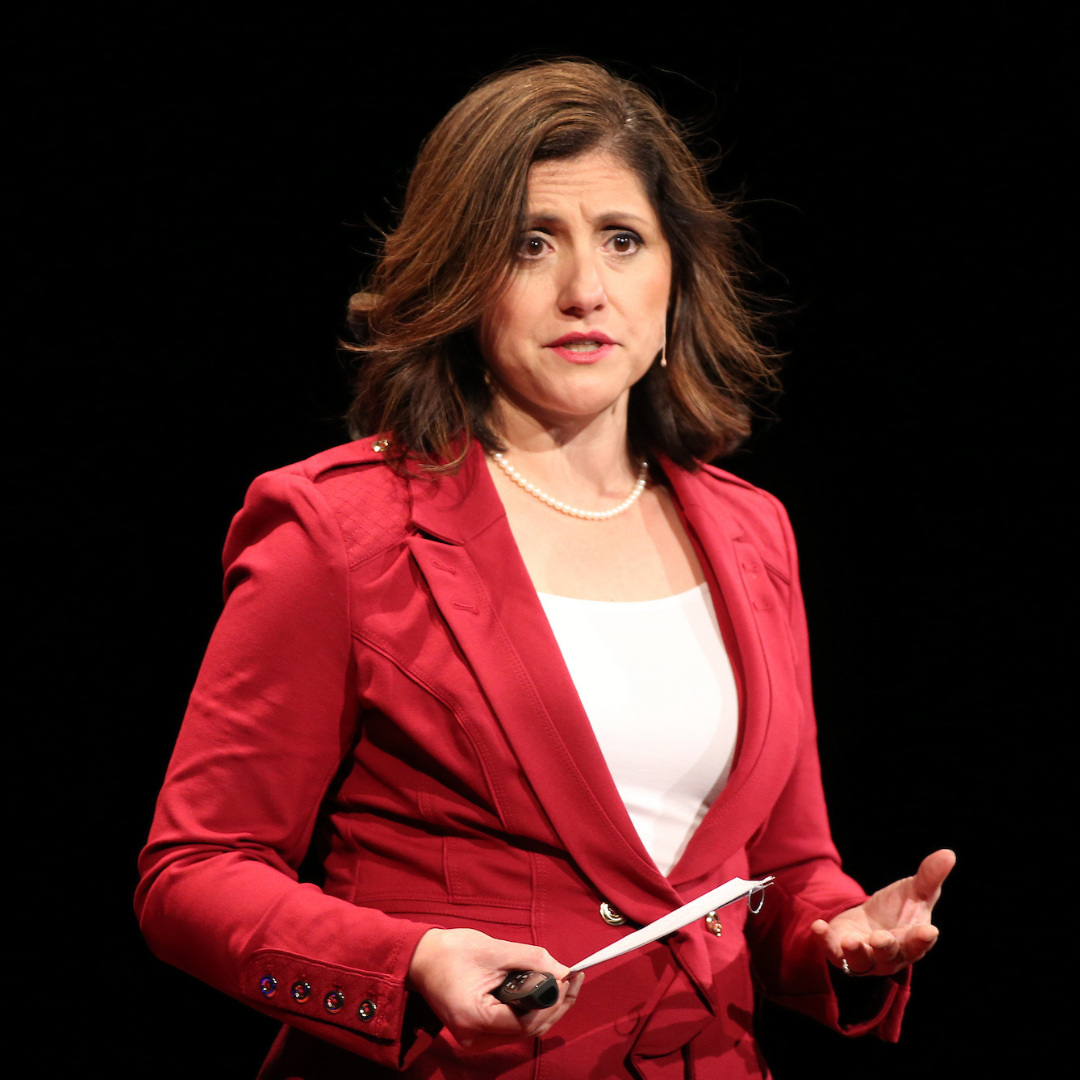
{"left": 407, "top": 927, "right": 584, "bottom": 1052}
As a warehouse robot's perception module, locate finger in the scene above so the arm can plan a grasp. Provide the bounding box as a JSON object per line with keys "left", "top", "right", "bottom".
{"left": 839, "top": 933, "right": 875, "bottom": 976}
{"left": 538, "top": 968, "right": 583, "bottom": 1011}
{"left": 493, "top": 943, "right": 573, "bottom": 984}
{"left": 481, "top": 946, "right": 572, "bottom": 1007}
{"left": 814, "top": 923, "right": 872, "bottom": 974}
{"left": 454, "top": 999, "right": 557, "bottom": 1051}
{"left": 561, "top": 970, "right": 585, "bottom": 1006}
{"left": 868, "top": 929, "right": 900, "bottom": 968}
{"left": 483, "top": 970, "right": 582, "bottom": 1047}
{"left": 813, "top": 920, "right": 883, "bottom": 976}
{"left": 526, "top": 971, "right": 585, "bottom": 1038}
{"left": 895, "top": 921, "right": 940, "bottom": 966}
{"left": 868, "top": 928, "right": 902, "bottom": 963}
{"left": 422, "top": 933, "right": 575, "bottom": 1043}
{"left": 486, "top": 952, "right": 579, "bottom": 1035}
{"left": 810, "top": 918, "right": 845, "bottom": 965}
{"left": 913, "top": 849, "right": 956, "bottom": 902}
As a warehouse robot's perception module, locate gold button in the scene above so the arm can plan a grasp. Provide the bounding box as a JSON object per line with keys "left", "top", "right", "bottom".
{"left": 600, "top": 901, "right": 626, "bottom": 926}
{"left": 704, "top": 910, "right": 723, "bottom": 936}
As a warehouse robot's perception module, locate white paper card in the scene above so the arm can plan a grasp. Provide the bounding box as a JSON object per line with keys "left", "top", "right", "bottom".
{"left": 569, "top": 875, "right": 774, "bottom": 974}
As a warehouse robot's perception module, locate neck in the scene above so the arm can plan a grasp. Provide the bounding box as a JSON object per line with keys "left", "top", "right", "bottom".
{"left": 488, "top": 396, "right": 639, "bottom": 493}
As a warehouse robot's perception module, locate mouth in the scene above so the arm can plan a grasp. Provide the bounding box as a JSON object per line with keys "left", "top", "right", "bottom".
{"left": 545, "top": 332, "right": 616, "bottom": 364}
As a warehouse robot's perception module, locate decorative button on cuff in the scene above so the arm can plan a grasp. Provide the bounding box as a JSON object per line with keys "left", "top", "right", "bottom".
{"left": 324, "top": 990, "right": 345, "bottom": 1014}
{"left": 600, "top": 902, "right": 626, "bottom": 926}
{"left": 259, "top": 976, "right": 277, "bottom": 998}
{"left": 705, "top": 910, "right": 723, "bottom": 937}
{"left": 291, "top": 981, "right": 311, "bottom": 1003}
{"left": 357, "top": 999, "right": 377, "bottom": 1022}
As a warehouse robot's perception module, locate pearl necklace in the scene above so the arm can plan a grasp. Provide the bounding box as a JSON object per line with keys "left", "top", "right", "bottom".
{"left": 491, "top": 451, "right": 649, "bottom": 521}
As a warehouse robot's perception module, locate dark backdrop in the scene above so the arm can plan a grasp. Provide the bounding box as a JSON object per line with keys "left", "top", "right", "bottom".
{"left": 19, "top": 5, "right": 1067, "bottom": 1077}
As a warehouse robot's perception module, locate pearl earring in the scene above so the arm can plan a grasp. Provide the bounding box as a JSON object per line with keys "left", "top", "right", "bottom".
{"left": 659, "top": 341, "right": 668, "bottom": 368}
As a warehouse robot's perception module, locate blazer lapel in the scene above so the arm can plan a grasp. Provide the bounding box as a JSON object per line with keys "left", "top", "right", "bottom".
{"left": 407, "top": 444, "right": 681, "bottom": 921}
{"left": 403, "top": 447, "right": 802, "bottom": 911}
{"left": 660, "top": 461, "right": 802, "bottom": 889}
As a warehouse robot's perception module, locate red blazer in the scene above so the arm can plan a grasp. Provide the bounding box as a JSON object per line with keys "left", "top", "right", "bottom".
{"left": 136, "top": 437, "right": 908, "bottom": 1079}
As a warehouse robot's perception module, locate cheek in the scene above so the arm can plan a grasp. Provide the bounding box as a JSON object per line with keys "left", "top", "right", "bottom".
{"left": 623, "top": 260, "right": 671, "bottom": 331}
{"left": 477, "top": 304, "right": 511, "bottom": 368}
{"left": 479, "top": 281, "right": 531, "bottom": 354}
{"left": 649, "top": 263, "right": 672, "bottom": 317}
{"left": 478, "top": 312, "right": 534, "bottom": 392}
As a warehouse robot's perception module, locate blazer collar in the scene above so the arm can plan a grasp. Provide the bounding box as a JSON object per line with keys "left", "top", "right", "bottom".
{"left": 406, "top": 440, "right": 505, "bottom": 544}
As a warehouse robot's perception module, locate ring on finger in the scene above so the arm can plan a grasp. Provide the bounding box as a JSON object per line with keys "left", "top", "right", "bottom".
{"left": 840, "top": 957, "right": 875, "bottom": 977}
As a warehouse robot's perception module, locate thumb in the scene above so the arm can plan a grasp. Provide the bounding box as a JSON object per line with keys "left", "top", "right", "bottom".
{"left": 913, "top": 848, "right": 956, "bottom": 902}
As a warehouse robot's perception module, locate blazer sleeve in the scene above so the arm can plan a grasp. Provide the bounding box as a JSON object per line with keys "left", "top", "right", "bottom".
{"left": 742, "top": 491, "right": 910, "bottom": 1041}
{"left": 135, "top": 469, "right": 441, "bottom": 1069}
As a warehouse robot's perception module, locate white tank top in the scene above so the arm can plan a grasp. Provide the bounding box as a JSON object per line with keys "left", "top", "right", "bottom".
{"left": 537, "top": 583, "right": 739, "bottom": 876}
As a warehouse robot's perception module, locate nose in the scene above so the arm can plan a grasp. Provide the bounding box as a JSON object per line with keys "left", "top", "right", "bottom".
{"left": 557, "top": 248, "right": 606, "bottom": 318}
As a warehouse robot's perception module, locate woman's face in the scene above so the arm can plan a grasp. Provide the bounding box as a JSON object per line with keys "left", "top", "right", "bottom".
{"left": 478, "top": 151, "right": 672, "bottom": 433}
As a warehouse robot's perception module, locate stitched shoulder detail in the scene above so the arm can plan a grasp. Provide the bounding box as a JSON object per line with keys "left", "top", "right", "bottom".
{"left": 313, "top": 462, "right": 411, "bottom": 568}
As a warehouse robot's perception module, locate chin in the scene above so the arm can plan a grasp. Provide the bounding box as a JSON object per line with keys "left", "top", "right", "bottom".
{"left": 533, "top": 396, "right": 631, "bottom": 425}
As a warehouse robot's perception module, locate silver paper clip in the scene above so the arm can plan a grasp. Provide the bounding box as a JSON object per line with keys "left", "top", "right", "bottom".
{"left": 747, "top": 875, "right": 775, "bottom": 914}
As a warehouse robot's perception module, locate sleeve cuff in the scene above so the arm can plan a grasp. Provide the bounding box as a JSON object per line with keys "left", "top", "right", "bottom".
{"left": 239, "top": 931, "right": 445, "bottom": 1069}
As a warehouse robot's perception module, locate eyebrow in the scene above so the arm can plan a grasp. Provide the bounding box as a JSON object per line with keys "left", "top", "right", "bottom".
{"left": 525, "top": 210, "right": 652, "bottom": 229}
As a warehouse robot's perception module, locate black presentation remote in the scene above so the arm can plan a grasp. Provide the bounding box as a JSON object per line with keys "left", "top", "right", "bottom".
{"left": 491, "top": 970, "right": 559, "bottom": 1010}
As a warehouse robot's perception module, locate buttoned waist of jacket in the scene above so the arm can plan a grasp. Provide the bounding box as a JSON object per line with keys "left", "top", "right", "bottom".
{"left": 528, "top": 850, "right": 753, "bottom": 1014}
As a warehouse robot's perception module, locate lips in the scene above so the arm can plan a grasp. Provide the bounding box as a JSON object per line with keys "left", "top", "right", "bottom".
{"left": 545, "top": 331, "right": 616, "bottom": 364}
{"left": 546, "top": 332, "right": 616, "bottom": 347}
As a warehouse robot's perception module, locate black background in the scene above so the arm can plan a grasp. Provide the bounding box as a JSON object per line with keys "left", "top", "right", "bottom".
{"left": 18, "top": 4, "right": 1068, "bottom": 1077}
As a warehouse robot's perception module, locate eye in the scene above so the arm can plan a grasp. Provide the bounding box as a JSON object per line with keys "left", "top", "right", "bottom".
{"left": 606, "top": 231, "right": 642, "bottom": 255}
{"left": 516, "top": 233, "right": 550, "bottom": 259}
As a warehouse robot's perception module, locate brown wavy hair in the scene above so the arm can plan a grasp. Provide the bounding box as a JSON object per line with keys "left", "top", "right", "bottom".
{"left": 344, "top": 58, "right": 779, "bottom": 471}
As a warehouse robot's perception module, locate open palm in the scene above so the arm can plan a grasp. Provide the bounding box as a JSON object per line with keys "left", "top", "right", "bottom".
{"left": 811, "top": 849, "right": 955, "bottom": 977}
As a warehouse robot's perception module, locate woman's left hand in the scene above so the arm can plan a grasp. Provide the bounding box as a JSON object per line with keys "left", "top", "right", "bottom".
{"left": 810, "top": 848, "right": 956, "bottom": 977}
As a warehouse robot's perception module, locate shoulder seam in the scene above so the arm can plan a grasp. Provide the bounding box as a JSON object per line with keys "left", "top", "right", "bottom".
{"left": 696, "top": 462, "right": 777, "bottom": 500}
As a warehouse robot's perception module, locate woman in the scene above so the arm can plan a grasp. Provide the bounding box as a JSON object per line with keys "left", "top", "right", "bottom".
{"left": 136, "top": 59, "right": 953, "bottom": 1078}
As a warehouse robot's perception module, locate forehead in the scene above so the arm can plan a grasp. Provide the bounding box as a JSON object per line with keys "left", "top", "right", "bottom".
{"left": 525, "top": 152, "right": 654, "bottom": 219}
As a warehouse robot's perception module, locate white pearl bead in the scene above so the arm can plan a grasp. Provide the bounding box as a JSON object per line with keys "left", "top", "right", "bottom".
{"left": 492, "top": 452, "right": 648, "bottom": 521}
